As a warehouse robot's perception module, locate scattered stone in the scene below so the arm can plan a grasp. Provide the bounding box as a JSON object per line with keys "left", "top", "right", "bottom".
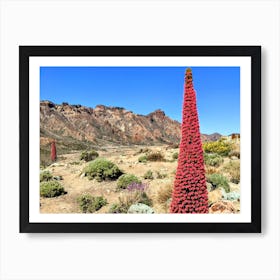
{"left": 209, "top": 200, "right": 237, "bottom": 214}
{"left": 80, "top": 173, "right": 85, "bottom": 178}
{"left": 53, "top": 175, "right": 63, "bottom": 181}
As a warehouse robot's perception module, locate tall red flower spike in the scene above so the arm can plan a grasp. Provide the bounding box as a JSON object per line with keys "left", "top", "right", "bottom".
{"left": 50, "top": 139, "right": 57, "bottom": 162}
{"left": 170, "top": 68, "right": 208, "bottom": 213}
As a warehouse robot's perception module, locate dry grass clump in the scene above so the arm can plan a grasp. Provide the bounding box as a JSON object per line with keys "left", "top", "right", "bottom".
{"left": 205, "top": 166, "right": 219, "bottom": 175}
{"left": 222, "top": 160, "right": 240, "bottom": 183}
{"left": 156, "top": 183, "right": 173, "bottom": 205}
{"left": 147, "top": 152, "right": 165, "bottom": 162}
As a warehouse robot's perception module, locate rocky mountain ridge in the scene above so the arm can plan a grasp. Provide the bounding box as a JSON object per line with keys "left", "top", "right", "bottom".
{"left": 40, "top": 100, "right": 222, "bottom": 149}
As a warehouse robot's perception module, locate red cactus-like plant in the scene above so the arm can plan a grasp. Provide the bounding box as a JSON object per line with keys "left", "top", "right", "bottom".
{"left": 50, "top": 139, "right": 57, "bottom": 162}
{"left": 170, "top": 68, "right": 208, "bottom": 213}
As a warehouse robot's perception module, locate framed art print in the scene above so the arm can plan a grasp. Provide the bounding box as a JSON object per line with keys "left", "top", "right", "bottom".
{"left": 19, "top": 46, "right": 261, "bottom": 233}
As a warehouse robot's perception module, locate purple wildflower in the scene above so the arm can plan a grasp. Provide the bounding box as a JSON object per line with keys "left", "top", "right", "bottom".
{"left": 127, "top": 182, "right": 148, "bottom": 192}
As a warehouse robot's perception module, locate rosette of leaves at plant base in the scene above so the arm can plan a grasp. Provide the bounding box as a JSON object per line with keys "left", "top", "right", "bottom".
{"left": 77, "top": 194, "right": 108, "bottom": 213}
{"left": 80, "top": 150, "right": 99, "bottom": 162}
{"left": 40, "top": 180, "right": 66, "bottom": 198}
{"left": 116, "top": 174, "right": 141, "bottom": 190}
{"left": 83, "top": 158, "right": 123, "bottom": 182}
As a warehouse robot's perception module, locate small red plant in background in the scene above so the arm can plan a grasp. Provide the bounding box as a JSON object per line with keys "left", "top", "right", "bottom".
{"left": 50, "top": 139, "right": 57, "bottom": 162}
{"left": 170, "top": 68, "right": 208, "bottom": 213}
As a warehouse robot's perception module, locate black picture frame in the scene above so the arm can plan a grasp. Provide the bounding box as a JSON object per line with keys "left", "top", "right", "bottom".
{"left": 19, "top": 46, "right": 261, "bottom": 233}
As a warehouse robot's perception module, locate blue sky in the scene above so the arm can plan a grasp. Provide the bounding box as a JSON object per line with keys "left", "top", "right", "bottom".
{"left": 40, "top": 66, "right": 240, "bottom": 135}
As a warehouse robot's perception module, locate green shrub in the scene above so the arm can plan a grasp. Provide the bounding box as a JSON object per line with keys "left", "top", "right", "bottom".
{"left": 77, "top": 194, "right": 107, "bottom": 213}
{"left": 128, "top": 203, "right": 155, "bottom": 214}
{"left": 203, "top": 140, "right": 232, "bottom": 156}
{"left": 108, "top": 203, "right": 128, "bottom": 214}
{"left": 80, "top": 150, "right": 99, "bottom": 162}
{"left": 143, "top": 170, "right": 153, "bottom": 179}
{"left": 138, "top": 155, "right": 148, "bottom": 163}
{"left": 147, "top": 152, "right": 165, "bottom": 162}
{"left": 84, "top": 158, "right": 122, "bottom": 182}
{"left": 40, "top": 181, "right": 66, "bottom": 197}
{"left": 40, "top": 170, "right": 53, "bottom": 182}
{"left": 117, "top": 174, "right": 141, "bottom": 190}
{"left": 172, "top": 152, "right": 179, "bottom": 160}
{"left": 108, "top": 188, "right": 152, "bottom": 213}
{"left": 204, "top": 153, "right": 224, "bottom": 167}
{"left": 206, "top": 173, "right": 230, "bottom": 192}
{"left": 156, "top": 171, "right": 167, "bottom": 179}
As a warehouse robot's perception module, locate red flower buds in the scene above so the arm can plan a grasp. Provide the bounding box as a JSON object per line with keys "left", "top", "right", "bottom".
{"left": 170, "top": 68, "right": 208, "bottom": 213}
{"left": 50, "top": 140, "right": 57, "bottom": 162}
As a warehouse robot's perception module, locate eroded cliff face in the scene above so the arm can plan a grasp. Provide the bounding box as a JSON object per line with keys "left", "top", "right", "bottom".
{"left": 40, "top": 101, "right": 182, "bottom": 146}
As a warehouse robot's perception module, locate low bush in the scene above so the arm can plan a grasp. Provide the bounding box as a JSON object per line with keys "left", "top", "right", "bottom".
{"left": 80, "top": 150, "right": 99, "bottom": 162}
{"left": 156, "top": 171, "right": 168, "bottom": 179}
{"left": 40, "top": 181, "right": 66, "bottom": 197}
{"left": 128, "top": 203, "right": 155, "bottom": 214}
{"left": 84, "top": 158, "right": 122, "bottom": 182}
{"left": 143, "top": 170, "right": 153, "bottom": 180}
{"left": 224, "top": 191, "right": 240, "bottom": 201}
{"left": 40, "top": 170, "right": 53, "bottom": 182}
{"left": 172, "top": 152, "right": 179, "bottom": 160}
{"left": 147, "top": 152, "right": 165, "bottom": 162}
{"left": 204, "top": 153, "right": 224, "bottom": 167}
{"left": 117, "top": 174, "right": 141, "bottom": 190}
{"left": 138, "top": 155, "right": 148, "bottom": 163}
{"left": 77, "top": 194, "right": 107, "bottom": 213}
{"left": 203, "top": 140, "right": 232, "bottom": 156}
{"left": 109, "top": 184, "right": 152, "bottom": 213}
{"left": 206, "top": 173, "right": 230, "bottom": 193}
{"left": 108, "top": 203, "right": 128, "bottom": 214}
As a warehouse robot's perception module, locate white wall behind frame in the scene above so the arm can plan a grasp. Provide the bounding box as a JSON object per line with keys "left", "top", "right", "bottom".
{"left": 0, "top": 0, "right": 279, "bottom": 280}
